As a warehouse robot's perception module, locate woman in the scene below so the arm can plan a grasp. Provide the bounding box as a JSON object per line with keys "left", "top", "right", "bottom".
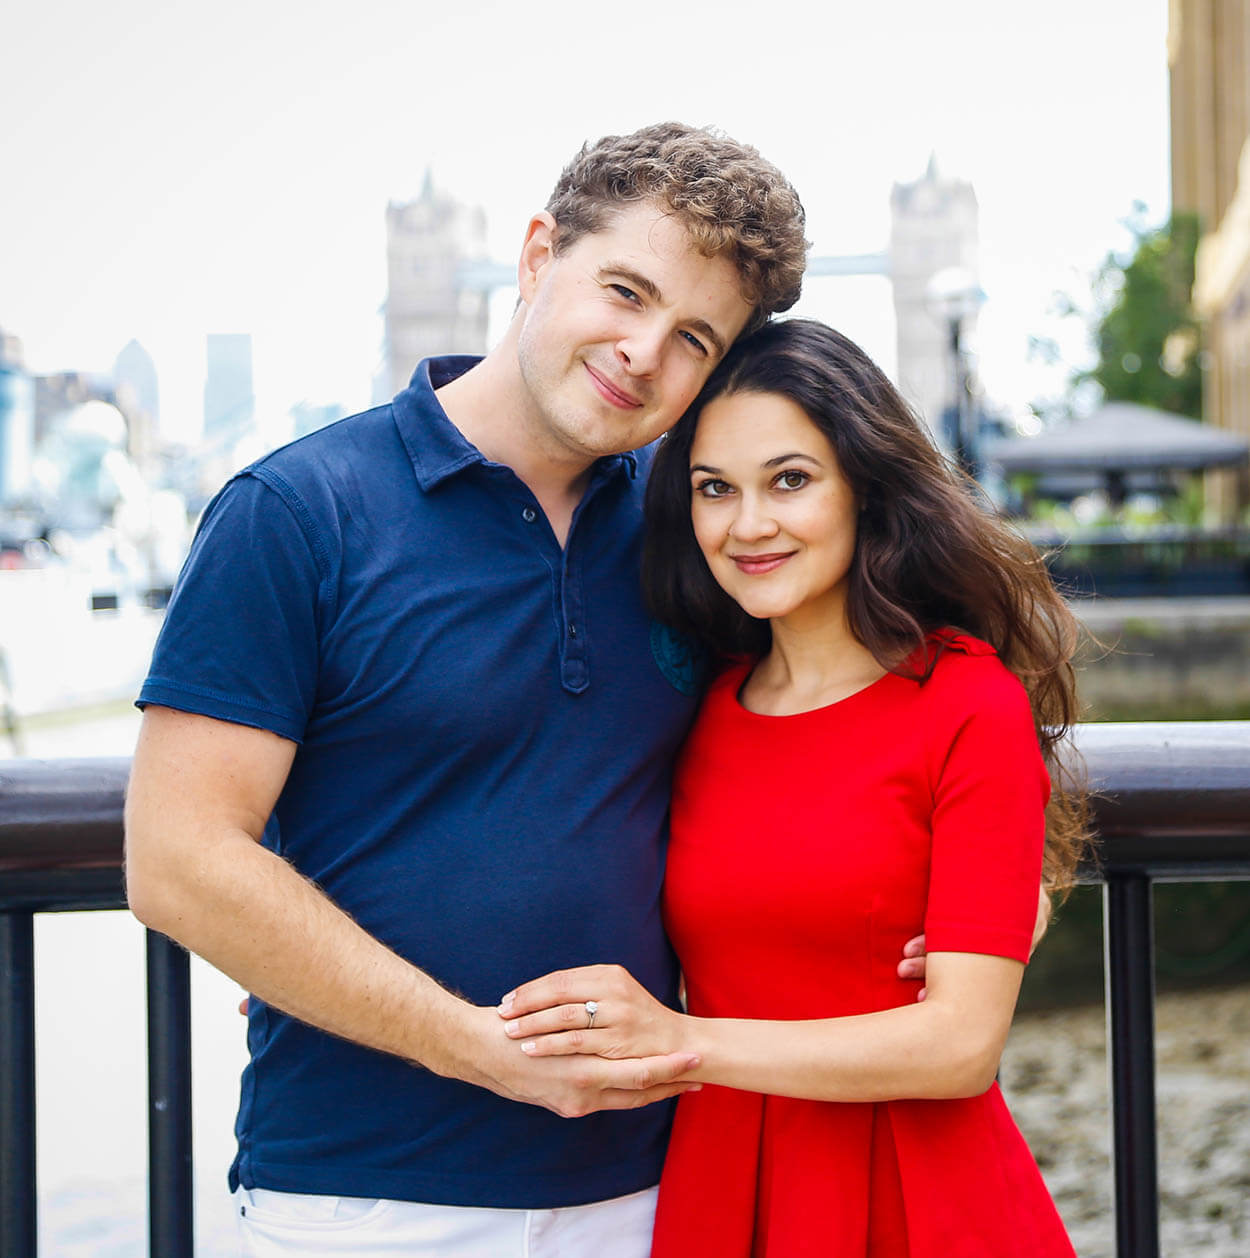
{"left": 500, "top": 319, "right": 1086, "bottom": 1256}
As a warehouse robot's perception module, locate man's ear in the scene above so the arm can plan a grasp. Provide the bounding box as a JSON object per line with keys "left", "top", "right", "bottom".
{"left": 517, "top": 211, "right": 559, "bottom": 304}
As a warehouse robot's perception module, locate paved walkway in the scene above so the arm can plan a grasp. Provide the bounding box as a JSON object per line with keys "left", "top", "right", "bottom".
{"left": 1072, "top": 595, "right": 1250, "bottom": 630}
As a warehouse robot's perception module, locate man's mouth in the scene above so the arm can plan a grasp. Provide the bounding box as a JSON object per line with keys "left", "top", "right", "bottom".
{"left": 585, "top": 364, "right": 643, "bottom": 409}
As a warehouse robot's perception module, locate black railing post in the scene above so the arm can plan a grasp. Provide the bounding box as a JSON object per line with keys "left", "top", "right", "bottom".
{"left": 0, "top": 910, "right": 37, "bottom": 1258}
{"left": 1103, "top": 872, "right": 1160, "bottom": 1258}
{"left": 146, "top": 930, "right": 193, "bottom": 1258}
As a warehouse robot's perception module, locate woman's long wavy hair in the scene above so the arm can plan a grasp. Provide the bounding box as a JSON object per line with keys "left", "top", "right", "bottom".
{"left": 644, "top": 318, "right": 1089, "bottom": 893}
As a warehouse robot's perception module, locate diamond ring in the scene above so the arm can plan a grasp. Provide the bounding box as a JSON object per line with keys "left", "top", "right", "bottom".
{"left": 585, "top": 1000, "right": 599, "bottom": 1029}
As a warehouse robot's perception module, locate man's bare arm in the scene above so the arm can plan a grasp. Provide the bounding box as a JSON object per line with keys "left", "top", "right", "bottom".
{"left": 125, "top": 706, "right": 699, "bottom": 1117}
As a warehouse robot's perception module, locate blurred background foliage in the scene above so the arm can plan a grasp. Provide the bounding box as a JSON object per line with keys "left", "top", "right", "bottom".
{"left": 1082, "top": 208, "right": 1203, "bottom": 420}
{"left": 1020, "top": 882, "right": 1250, "bottom": 1011}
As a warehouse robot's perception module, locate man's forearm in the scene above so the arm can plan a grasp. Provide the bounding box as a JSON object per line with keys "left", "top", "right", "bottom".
{"left": 127, "top": 826, "right": 700, "bottom": 1114}
{"left": 127, "top": 820, "right": 474, "bottom": 1075}
{"left": 124, "top": 706, "right": 701, "bottom": 1116}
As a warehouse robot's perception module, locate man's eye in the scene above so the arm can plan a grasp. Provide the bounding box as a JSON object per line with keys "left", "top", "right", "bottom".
{"left": 611, "top": 284, "right": 640, "bottom": 303}
{"left": 777, "top": 470, "right": 809, "bottom": 490}
{"left": 680, "top": 331, "right": 708, "bottom": 355}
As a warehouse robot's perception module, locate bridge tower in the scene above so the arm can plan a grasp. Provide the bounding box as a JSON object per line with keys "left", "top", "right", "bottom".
{"left": 383, "top": 172, "right": 490, "bottom": 399}
{"left": 889, "top": 155, "right": 980, "bottom": 438}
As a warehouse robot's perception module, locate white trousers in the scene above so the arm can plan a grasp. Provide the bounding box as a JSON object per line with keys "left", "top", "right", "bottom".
{"left": 234, "top": 1184, "right": 658, "bottom": 1258}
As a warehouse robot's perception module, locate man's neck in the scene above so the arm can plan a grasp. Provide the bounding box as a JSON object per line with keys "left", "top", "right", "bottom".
{"left": 434, "top": 342, "right": 595, "bottom": 547}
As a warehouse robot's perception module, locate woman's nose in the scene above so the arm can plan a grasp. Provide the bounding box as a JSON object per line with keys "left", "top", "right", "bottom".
{"left": 729, "top": 495, "right": 779, "bottom": 542}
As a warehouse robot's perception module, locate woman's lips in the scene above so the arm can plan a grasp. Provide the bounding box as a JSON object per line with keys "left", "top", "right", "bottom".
{"left": 585, "top": 364, "right": 642, "bottom": 409}
{"left": 731, "top": 552, "right": 793, "bottom": 575}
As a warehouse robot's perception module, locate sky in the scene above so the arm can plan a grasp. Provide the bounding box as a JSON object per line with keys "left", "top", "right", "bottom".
{"left": 1, "top": 0, "right": 1171, "bottom": 444}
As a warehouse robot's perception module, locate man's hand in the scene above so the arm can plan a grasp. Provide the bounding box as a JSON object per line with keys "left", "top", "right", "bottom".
{"left": 896, "top": 884, "right": 1052, "bottom": 1001}
{"left": 897, "top": 934, "right": 929, "bottom": 1000}
{"left": 233, "top": 990, "right": 698, "bottom": 1117}
{"left": 455, "top": 1003, "right": 700, "bottom": 1118}
{"left": 1031, "top": 884, "right": 1053, "bottom": 957}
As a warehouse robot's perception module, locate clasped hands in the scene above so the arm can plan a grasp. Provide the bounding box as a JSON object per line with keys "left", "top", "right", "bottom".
{"left": 495, "top": 932, "right": 933, "bottom": 1090}
{"left": 494, "top": 890, "right": 1052, "bottom": 1116}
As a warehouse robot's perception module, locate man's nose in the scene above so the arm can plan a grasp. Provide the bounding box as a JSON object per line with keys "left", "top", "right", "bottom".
{"left": 617, "top": 323, "right": 666, "bottom": 377}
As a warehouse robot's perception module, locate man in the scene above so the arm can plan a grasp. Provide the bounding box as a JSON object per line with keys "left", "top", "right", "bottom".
{"left": 125, "top": 123, "right": 930, "bottom": 1254}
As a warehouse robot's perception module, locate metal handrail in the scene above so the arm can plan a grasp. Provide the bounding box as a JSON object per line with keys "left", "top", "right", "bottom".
{"left": 1, "top": 723, "right": 1248, "bottom": 1258}
{"left": 4, "top": 725, "right": 1247, "bottom": 878}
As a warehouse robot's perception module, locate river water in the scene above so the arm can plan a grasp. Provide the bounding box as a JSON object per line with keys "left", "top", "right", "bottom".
{"left": 20, "top": 707, "right": 1249, "bottom": 1256}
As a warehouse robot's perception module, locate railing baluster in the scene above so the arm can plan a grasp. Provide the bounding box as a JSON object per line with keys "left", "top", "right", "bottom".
{"left": 0, "top": 910, "right": 37, "bottom": 1258}
{"left": 1104, "top": 872, "right": 1160, "bottom": 1258}
{"left": 146, "top": 930, "right": 193, "bottom": 1258}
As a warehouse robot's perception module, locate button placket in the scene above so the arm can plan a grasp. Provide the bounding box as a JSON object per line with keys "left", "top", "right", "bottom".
{"left": 558, "top": 533, "right": 589, "bottom": 694}
{"left": 550, "top": 456, "right": 624, "bottom": 695}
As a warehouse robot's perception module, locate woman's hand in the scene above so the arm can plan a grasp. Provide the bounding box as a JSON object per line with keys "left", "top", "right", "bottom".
{"left": 498, "top": 964, "right": 694, "bottom": 1062}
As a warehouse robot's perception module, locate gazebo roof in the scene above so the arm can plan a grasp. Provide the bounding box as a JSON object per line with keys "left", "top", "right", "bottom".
{"left": 982, "top": 402, "right": 1250, "bottom": 473}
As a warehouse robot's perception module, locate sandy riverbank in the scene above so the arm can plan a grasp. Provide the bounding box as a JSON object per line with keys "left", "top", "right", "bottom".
{"left": 1003, "top": 984, "right": 1250, "bottom": 1257}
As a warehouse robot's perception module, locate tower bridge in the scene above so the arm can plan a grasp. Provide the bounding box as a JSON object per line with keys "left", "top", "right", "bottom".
{"left": 384, "top": 157, "right": 976, "bottom": 439}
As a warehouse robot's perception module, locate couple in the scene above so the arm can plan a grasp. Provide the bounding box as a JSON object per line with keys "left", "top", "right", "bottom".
{"left": 125, "top": 122, "right": 1082, "bottom": 1256}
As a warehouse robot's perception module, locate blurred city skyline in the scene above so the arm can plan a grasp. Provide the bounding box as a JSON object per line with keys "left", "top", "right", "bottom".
{"left": 2, "top": 0, "right": 1170, "bottom": 443}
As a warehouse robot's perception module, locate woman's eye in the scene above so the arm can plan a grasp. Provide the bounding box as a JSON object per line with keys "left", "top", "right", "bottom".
{"left": 777, "top": 470, "right": 809, "bottom": 490}
{"left": 694, "top": 479, "right": 731, "bottom": 498}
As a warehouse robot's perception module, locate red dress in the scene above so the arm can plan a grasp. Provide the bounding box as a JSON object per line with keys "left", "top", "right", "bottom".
{"left": 651, "top": 634, "right": 1076, "bottom": 1258}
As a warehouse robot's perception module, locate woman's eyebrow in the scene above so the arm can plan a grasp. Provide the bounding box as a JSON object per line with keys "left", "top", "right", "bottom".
{"left": 762, "top": 452, "right": 823, "bottom": 468}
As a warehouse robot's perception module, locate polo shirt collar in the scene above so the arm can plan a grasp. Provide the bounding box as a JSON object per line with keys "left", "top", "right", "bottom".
{"left": 394, "top": 356, "right": 638, "bottom": 491}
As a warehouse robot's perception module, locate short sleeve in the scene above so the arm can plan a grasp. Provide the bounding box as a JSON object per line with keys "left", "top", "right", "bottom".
{"left": 923, "top": 667, "right": 1049, "bottom": 963}
{"left": 137, "top": 471, "right": 326, "bottom": 743}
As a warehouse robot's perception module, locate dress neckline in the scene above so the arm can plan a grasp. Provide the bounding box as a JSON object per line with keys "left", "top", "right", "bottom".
{"left": 730, "top": 660, "right": 898, "bottom": 720}
{"left": 722, "top": 628, "right": 996, "bottom": 720}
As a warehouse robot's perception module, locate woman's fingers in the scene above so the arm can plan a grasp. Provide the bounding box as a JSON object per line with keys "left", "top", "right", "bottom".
{"left": 499, "top": 963, "right": 629, "bottom": 1019}
{"left": 504, "top": 1000, "right": 603, "bottom": 1041}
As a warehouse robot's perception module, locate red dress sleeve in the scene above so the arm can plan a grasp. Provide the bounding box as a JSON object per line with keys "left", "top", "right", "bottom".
{"left": 923, "top": 658, "right": 1050, "bottom": 963}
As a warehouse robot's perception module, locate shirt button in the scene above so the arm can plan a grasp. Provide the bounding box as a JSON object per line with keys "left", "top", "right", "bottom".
{"left": 568, "top": 624, "right": 578, "bottom": 638}
{"left": 522, "top": 507, "right": 537, "bottom": 523}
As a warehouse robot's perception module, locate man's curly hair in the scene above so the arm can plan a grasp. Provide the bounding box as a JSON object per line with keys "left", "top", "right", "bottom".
{"left": 545, "top": 122, "right": 808, "bottom": 337}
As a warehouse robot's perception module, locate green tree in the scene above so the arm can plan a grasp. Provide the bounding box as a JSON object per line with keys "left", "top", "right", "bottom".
{"left": 1086, "top": 208, "right": 1203, "bottom": 418}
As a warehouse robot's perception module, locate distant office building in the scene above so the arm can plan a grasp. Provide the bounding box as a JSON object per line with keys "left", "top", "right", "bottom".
{"left": 113, "top": 339, "right": 160, "bottom": 427}
{"left": 1171, "top": 0, "right": 1250, "bottom": 516}
{"left": 290, "top": 401, "right": 342, "bottom": 440}
{"left": 0, "top": 329, "right": 34, "bottom": 507}
{"left": 203, "top": 333, "right": 254, "bottom": 443}
{"left": 383, "top": 171, "right": 490, "bottom": 399}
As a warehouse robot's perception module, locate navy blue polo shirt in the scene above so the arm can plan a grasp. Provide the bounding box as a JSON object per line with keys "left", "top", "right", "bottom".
{"left": 138, "top": 357, "right": 701, "bottom": 1207}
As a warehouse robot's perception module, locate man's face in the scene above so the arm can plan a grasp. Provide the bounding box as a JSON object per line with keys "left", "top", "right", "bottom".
{"left": 515, "top": 202, "right": 755, "bottom": 461}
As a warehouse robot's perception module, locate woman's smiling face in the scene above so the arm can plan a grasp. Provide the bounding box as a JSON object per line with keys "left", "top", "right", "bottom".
{"left": 688, "top": 390, "right": 859, "bottom": 630}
